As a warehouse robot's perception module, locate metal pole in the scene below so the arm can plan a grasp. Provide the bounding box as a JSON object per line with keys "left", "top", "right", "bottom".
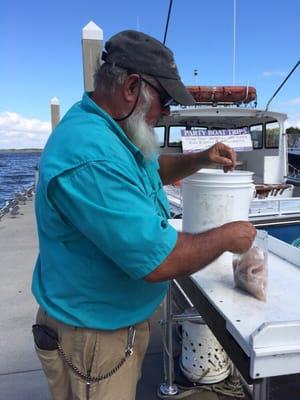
{"left": 279, "top": 119, "right": 288, "bottom": 181}
{"left": 194, "top": 69, "right": 199, "bottom": 86}
{"left": 232, "top": 0, "right": 236, "bottom": 85}
{"left": 50, "top": 97, "right": 60, "bottom": 130}
{"left": 265, "top": 59, "right": 300, "bottom": 111}
{"left": 253, "top": 378, "right": 269, "bottom": 400}
{"left": 163, "top": 0, "right": 173, "bottom": 45}
{"left": 159, "top": 282, "right": 178, "bottom": 396}
{"left": 82, "top": 21, "right": 103, "bottom": 92}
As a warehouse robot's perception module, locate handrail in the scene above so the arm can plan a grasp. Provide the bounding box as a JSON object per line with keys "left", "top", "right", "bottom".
{"left": 288, "top": 163, "right": 300, "bottom": 177}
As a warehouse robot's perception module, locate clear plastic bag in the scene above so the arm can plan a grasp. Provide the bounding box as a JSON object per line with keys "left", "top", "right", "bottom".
{"left": 232, "top": 231, "right": 268, "bottom": 301}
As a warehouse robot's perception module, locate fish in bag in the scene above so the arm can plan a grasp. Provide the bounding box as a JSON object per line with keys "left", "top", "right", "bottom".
{"left": 232, "top": 231, "right": 268, "bottom": 301}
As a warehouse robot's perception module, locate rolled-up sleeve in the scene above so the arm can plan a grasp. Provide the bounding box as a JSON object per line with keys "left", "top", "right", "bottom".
{"left": 48, "top": 160, "right": 177, "bottom": 279}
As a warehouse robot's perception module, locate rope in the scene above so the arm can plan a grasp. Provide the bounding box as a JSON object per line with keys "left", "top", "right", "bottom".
{"left": 157, "top": 375, "right": 245, "bottom": 399}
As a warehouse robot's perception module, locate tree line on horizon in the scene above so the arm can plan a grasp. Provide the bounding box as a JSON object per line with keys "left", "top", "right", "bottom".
{"left": 287, "top": 126, "right": 300, "bottom": 147}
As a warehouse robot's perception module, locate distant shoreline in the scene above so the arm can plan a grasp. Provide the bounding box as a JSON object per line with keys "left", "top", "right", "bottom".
{"left": 0, "top": 149, "right": 42, "bottom": 153}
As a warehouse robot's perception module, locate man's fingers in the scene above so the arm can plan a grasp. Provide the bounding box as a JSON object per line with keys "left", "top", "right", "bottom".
{"left": 207, "top": 143, "right": 237, "bottom": 171}
{"left": 215, "top": 155, "right": 234, "bottom": 167}
{"left": 223, "top": 146, "right": 236, "bottom": 169}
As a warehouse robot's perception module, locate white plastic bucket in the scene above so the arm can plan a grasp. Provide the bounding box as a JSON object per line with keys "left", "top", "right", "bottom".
{"left": 182, "top": 168, "right": 254, "bottom": 267}
{"left": 180, "top": 308, "right": 231, "bottom": 384}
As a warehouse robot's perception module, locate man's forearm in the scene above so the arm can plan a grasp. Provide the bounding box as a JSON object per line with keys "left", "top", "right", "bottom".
{"left": 145, "top": 228, "right": 226, "bottom": 282}
{"left": 145, "top": 221, "right": 256, "bottom": 283}
{"left": 158, "top": 153, "right": 209, "bottom": 185}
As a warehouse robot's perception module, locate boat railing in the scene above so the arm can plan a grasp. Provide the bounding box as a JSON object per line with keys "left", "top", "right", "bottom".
{"left": 288, "top": 163, "right": 300, "bottom": 179}
{"left": 166, "top": 183, "right": 300, "bottom": 219}
{"left": 249, "top": 197, "right": 300, "bottom": 217}
{"left": 288, "top": 147, "right": 300, "bottom": 153}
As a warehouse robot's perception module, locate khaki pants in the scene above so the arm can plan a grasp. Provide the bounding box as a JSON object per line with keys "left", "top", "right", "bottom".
{"left": 34, "top": 307, "right": 150, "bottom": 400}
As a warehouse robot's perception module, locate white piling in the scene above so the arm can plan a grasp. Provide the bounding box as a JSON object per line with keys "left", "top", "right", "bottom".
{"left": 82, "top": 21, "right": 103, "bottom": 92}
{"left": 50, "top": 97, "right": 60, "bottom": 130}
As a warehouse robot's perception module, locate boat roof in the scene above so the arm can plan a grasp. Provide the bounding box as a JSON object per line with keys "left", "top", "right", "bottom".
{"left": 158, "top": 107, "right": 288, "bottom": 128}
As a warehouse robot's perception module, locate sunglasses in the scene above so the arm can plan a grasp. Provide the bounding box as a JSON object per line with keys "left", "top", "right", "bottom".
{"left": 140, "top": 76, "right": 174, "bottom": 109}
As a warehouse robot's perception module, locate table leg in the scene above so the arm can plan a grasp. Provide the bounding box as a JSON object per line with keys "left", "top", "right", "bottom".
{"left": 253, "top": 378, "right": 269, "bottom": 400}
{"left": 159, "top": 283, "right": 178, "bottom": 396}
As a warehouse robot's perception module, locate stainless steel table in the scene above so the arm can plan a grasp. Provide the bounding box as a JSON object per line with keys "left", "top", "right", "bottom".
{"left": 160, "top": 219, "right": 300, "bottom": 399}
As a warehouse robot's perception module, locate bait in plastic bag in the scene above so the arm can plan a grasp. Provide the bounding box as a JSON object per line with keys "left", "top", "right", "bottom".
{"left": 232, "top": 231, "right": 268, "bottom": 301}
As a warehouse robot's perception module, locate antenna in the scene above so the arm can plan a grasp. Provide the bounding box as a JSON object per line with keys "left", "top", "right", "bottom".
{"left": 163, "top": 0, "right": 173, "bottom": 45}
{"left": 265, "top": 59, "right": 300, "bottom": 111}
{"left": 136, "top": 16, "right": 140, "bottom": 31}
{"left": 233, "top": 0, "right": 236, "bottom": 85}
{"left": 194, "top": 69, "right": 199, "bottom": 85}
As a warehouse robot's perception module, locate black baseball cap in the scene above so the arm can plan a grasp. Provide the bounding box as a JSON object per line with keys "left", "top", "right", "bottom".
{"left": 101, "top": 30, "right": 195, "bottom": 106}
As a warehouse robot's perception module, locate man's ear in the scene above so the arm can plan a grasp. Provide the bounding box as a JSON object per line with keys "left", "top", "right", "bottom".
{"left": 122, "top": 74, "right": 141, "bottom": 103}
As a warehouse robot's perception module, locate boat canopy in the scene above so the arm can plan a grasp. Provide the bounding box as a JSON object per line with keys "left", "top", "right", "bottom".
{"left": 158, "top": 107, "right": 287, "bottom": 129}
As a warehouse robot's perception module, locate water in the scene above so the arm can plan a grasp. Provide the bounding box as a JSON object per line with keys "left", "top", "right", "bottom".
{"left": 0, "top": 152, "right": 41, "bottom": 208}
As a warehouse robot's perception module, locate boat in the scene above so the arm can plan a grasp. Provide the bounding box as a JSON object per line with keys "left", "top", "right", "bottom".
{"left": 155, "top": 86, "right": 300, "bottom": 248}
{"left": 288, "top": 141, "right": 300, "bottom": 185}
{"left": 155, "top": 87, "right": 300, "bottom": 399}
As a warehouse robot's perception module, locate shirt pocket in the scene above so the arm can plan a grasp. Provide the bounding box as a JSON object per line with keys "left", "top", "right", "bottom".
{"left": 147, "top": 184, "right": 170, "bottom": 220}
{"left": 141, "top": 160, "right": 170, "bottom": 219}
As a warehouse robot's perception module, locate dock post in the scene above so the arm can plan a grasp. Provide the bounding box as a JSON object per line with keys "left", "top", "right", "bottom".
{"left": 50, "top": 97, "right": 60, "bottom": 130}
{"left": 82, "top": 21, "right": 103, "bottom": 92}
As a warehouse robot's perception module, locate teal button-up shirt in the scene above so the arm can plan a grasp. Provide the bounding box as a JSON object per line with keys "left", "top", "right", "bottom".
{"left": 32, "top": 93, "right": 177, "bottom": 329}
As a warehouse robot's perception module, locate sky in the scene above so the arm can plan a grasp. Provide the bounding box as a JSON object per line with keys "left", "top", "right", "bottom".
{"left": 1, "top": 0, "right": 300, "bottom": 149}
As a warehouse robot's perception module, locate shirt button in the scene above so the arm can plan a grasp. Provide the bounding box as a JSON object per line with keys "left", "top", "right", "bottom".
{"left": 161, "top": 220, "right": 167, "bottom": 229}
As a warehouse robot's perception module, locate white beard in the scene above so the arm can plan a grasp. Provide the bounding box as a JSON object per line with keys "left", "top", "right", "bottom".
{"left": 124, "top": 92, "right": 159, "bottom": 160}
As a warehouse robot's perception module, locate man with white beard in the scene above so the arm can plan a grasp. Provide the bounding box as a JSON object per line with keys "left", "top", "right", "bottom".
{"left": 32, "top": 30, "right": 256, "bottom": 400}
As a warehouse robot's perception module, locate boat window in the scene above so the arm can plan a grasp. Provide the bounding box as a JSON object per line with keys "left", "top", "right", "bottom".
{"left": 168, "top": 126, "right": 207, "bottom": 147}
{"left": 154, "top": 126, "right": 165, "bottom": 147}
{"left": 250, "top": 124, "right": 263, "bottom": 149}
{"left": 265, "top": 122, "right": 280, "bottom": 148}
{"left": 169, "top": 126, "right": 184, "bottom": 147}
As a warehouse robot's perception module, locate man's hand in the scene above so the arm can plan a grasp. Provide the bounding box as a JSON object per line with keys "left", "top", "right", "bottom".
{"left": 202, "top": 142, "right": 236, "bottom": 172}
{"left": 220, "top": 221, "right": 257, "bottom": 254}
{"left": 158, "top": 143, "right": 236, "bottom": 185}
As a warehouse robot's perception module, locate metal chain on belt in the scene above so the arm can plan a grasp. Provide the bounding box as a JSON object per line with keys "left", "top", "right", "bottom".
{"left": 56, "top": 326, "right": 136, "bottom": 400}
{"left": 57, "top": 343, "right": 128, "bottom": 383}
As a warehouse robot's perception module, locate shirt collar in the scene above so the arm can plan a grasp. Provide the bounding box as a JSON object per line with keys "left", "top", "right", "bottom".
{"left": 81, "top": 92, "right": 146, "bottom": 163}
